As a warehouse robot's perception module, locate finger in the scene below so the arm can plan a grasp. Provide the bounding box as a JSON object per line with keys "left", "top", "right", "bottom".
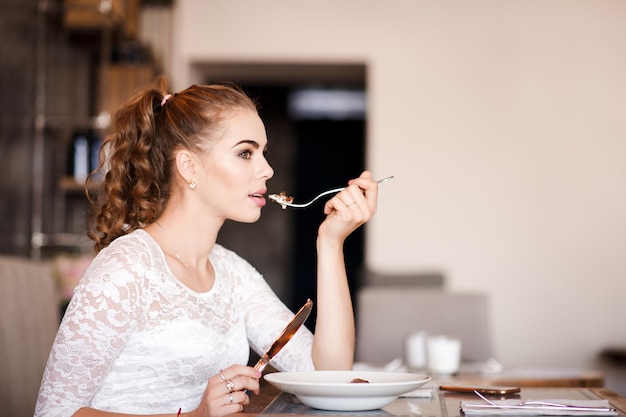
{"left": 346, "top": 170, "right": 373, "bottom": 188}
{"left": 223, "top": 365, "right": 263, "bottom": 394}
{"left": 324, "top": 186, "right": 364, "bottom": 216}
{"left": 324, "top": 193, "right": 354, "bottom": 215}
{"left": 223, "top": 390, "right": 251, "bottom": 407}
{"left": 323, "top": 171, "right": 377, "bottom": 215}
{"left": 340, "top": 194, "right": 358, "bottom": 209}
{"left": 332, "top": 180, "right": 366, "bottom": 208}
{"left": 221, "top": 392, "right": 244, "bottom": 414}
{"left": 221, "top": 365, "right": 262, "bottom": 380}
{"left": 345, "top": 184, "right": 365, "bottom": 205}
{"left": 220, "top": 366, "right": 261, "bottom": 395}
{"left": 341, "top": 182, "right": 373, "bottom": 213}
{"left": 217, "top": 369, "right": 236, "bottom": 394}
{"left": 232, "top": 391, "right": 251, "bottom": 406}
{"left": 349, "top": 175, "right": 379, "bottom": 212}
{"left": 349, "top": 174, "right": 378, "bottom": 195}
{"left": 230, "top": 374, "right": 261, "bottom": 395}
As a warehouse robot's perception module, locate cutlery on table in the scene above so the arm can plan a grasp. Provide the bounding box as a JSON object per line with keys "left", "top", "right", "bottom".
{"left": 469, "top": 390, "right": 616, "bottom": 413}
{"left": 268, "top": 175, "right": 394, "bottom": 209}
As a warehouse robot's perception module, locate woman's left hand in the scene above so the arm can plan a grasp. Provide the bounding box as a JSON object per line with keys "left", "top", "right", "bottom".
{"left": 318, "top": 171, "right": 378, "bottom": 242}
{"left": 191, "top": 365, "right": 261, "bottom": 417}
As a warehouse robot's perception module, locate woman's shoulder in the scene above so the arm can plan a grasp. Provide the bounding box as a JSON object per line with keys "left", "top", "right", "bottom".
{"left": 75, "top": 230, "right": 159, "bottom": 302}
{"left": 88, "top": 229, "right": 159, "bottom": 277}
{"left": 101, "top": 229, "right": 156, "bottom": 255}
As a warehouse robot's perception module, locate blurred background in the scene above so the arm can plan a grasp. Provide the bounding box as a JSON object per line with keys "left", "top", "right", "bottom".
{"left": 1, "top": 0, "right": 625, "bottom": 401}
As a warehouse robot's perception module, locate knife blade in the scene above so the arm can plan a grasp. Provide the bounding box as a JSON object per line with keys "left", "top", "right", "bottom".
{"left": 253, "top": 298, "right": 313, "bottom": 373}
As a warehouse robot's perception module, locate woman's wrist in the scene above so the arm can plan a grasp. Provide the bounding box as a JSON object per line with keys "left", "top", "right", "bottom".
{"left": 316, "top": 233, "right": 345, "bottom": 252}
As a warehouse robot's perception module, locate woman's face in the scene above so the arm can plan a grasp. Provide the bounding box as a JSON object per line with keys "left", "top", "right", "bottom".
{"left": 196, "top": 108, "right": 275, "bottom": 223}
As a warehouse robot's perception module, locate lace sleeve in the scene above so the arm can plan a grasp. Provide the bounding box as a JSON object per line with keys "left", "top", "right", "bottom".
{"left": 35, "top": 240, "right": 152, "bottom": 417}
{"left": 220, "top": 248, "right": 315, "bottom": 372}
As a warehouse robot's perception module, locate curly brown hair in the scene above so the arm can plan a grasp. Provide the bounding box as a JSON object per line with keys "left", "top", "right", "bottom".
{"left": 86, "top": 76, "right": 258, "bottom": 252}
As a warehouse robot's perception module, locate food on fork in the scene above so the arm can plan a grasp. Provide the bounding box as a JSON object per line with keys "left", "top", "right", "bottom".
{"left": 268, "top": 176, "right": 394, "bottom": 209}
{"left": 268, "top": 191, "right": 294, "bottom": 209}
{"left": 350, "top": 378, "right": 370, "bottom": 383}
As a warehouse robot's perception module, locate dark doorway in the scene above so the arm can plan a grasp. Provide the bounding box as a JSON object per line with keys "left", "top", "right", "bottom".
{"left": 290, "top": 118, "right": 365, "bottom": 317}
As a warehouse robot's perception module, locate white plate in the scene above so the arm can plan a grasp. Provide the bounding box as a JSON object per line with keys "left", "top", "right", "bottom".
{"left": 263, "top": 370, "right": 431, "bottom": 411}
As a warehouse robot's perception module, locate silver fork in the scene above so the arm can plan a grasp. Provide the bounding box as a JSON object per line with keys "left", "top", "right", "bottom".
{"left": 268, "top": 175, "right": 394, "bottom": 209}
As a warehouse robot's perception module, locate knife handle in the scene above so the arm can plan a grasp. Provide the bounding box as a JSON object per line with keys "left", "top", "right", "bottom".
{"left": 244, "top": 357, "right": 269, "bottom": 395}
{"left": 254, "top": 356, "right": 270, "bottom": 373}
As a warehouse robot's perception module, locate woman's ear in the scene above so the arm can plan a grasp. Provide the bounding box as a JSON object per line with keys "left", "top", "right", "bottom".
{"left": 175, "top": 149, "right": 197, "bottom": 187}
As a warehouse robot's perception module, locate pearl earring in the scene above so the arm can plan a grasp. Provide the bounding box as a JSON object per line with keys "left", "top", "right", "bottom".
{"left": 188, "top": 180, "right": 197, "bottom": 190}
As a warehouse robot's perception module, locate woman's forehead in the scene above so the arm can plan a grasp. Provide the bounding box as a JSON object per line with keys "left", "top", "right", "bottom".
{"left": 217, "top": 109, "right": 267, "bottom": 146}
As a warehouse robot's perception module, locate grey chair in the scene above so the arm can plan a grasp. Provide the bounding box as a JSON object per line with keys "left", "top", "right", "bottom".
{"left": 0, "top": 255, "right": 59, "bottom": 417}
{"left": 355, "top": 286, "right": 493, "bottom": 365}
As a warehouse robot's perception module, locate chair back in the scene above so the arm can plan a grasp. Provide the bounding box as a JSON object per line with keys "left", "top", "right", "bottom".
{"left": 0, "top": 255, "right": 59, "bottom": 417}
{"left": 356, "top": 286, "right": 493, "bottom": 365}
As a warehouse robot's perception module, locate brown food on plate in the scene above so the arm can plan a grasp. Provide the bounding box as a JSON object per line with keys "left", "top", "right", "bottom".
{"left": 350, "top": 378, "right": 370, "bottom": 383}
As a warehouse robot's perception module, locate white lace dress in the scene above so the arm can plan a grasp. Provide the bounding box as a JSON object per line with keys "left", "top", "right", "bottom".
{"left": 35, "top": 229, "right": 315, "bottom": 417}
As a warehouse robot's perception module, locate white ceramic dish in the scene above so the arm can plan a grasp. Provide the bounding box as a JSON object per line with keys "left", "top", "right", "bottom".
{"left": 263, "top": 370, "right": 431, "bottom": 411}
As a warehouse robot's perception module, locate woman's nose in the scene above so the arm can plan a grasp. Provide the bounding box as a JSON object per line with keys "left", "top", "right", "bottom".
{"left": 261, "top": 158, "right": 274, "bottom": 180}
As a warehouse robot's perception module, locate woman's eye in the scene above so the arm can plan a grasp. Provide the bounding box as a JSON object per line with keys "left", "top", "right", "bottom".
{"left": 239, "top": 150, "right": 252, "bottom": 159}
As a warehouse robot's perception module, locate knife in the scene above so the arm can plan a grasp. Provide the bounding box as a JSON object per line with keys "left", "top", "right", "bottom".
{"left": 253, "top": 298, "right": 313, "bottom": 373}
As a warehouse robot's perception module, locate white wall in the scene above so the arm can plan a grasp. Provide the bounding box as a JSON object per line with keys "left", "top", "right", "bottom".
{"left": 169, "top": 1, "right": 626, "bottom": 369}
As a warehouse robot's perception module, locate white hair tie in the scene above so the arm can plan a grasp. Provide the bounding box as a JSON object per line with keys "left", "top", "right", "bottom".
{"left": 161, "top": 94, "right": 172, "bottom": 107}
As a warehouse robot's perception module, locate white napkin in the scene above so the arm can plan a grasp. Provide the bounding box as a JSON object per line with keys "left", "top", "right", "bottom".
{"left": 461, "top": 399, "right": 617, "bottom": 416}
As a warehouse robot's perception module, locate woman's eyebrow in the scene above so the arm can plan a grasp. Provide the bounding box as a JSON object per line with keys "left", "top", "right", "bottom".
{"left": 233, "top": 139, "right": 260, "bottom": 149}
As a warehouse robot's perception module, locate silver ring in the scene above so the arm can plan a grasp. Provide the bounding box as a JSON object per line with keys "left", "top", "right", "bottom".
{"left": 229, "top": 394, "right": 234, "bottom": 404}
{"left": 348, "top": 201, "right": 356, "bottom": 207}
{"left": 226, "top": 379, "right": 235, "bottom": 393}
{"left": 219, "top": 370, "right": 226, "bottom": 381}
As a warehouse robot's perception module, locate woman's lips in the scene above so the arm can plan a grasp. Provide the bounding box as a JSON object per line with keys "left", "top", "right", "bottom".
{"left": 249, "top": 193, "right": 267, "bottom": 207}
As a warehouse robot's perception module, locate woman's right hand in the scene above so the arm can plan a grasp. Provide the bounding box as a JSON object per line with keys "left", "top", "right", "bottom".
{"left": 190, "top": 365, "right": 261, "bottom": 417}
{"left": 318, "top": 170, "right": 379, "bottom": 244}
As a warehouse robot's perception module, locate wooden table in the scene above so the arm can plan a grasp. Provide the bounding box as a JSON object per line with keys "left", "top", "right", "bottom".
{"left": 242, "top": 382, "right": 626, "bottom": 416}
{"left": 439, "top": 368, "right": 605, "bottom": 388}
{"left": 354, "top": 362, "right": 605, "bottom": 388}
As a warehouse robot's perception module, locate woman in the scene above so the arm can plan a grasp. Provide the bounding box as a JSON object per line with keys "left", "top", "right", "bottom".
{"left": 35, "top": 76, "right": 379, "bottom": 417}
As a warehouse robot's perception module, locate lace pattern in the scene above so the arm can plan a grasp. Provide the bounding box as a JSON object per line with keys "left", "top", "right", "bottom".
{"left": 35, "top": 230, "right": 314, "bottom": 417}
